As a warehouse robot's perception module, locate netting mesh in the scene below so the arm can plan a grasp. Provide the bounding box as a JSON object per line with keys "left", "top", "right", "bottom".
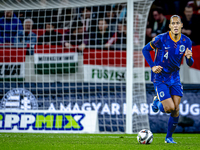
{"left": 0, "top": 0, "right": 153, "bottom": 133}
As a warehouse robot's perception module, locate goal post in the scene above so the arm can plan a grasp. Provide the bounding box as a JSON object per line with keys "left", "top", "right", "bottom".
{"left": 126, "top": 0, "right": 134, "bottom": 134}
{"left": 126, "top": 0, "right": 155, "bottom": 134}
{"left": 0, "top": 0, "right": 154, "bottom": 134}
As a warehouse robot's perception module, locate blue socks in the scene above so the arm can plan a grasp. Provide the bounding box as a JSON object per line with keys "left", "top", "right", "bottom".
{"left": 154, "top": 97, "right": 179, "bottom": 138}
{"left": 166, "top": 115, "right": 179, "bottom": 138}
{"left": 157, "top": 101, "right": 165, "bottom": 113}
{"left": 154, "top": 97, "right": 179, "bottom": 139}
{"left": 154, "top": 99, "right": 165, "bottom": 113}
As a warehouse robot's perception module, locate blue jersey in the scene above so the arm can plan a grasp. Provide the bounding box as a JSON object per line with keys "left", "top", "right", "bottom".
{"left": 143, "top": 31, "right": 194, "bottom": 82}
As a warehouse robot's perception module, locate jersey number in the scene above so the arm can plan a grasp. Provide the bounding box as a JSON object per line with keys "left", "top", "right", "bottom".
{"left": 164, "top": 52, "right": 168, "bottom": 59}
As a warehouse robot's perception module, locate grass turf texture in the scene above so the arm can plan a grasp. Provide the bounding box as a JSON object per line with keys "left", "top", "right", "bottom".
{"left": 0, "top": 133, "right": 199, "bottom": 150}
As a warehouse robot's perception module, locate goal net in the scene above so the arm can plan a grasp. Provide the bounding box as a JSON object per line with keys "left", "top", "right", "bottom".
{"left": 0, "top": 0, "right": 154, "bottom": 133}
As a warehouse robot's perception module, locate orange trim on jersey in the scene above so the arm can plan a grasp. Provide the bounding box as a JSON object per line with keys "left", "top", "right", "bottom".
{"left": 169, "top": 31, "right": 181, "bottom": 42}
{"left": 156, "top": 87, "right": 160, "bottom": 101}
{"left": 150, "top": 42, "right": 154, "bottom": 49}
{"left": 154, "top": 48, "right": 158, "bottom": 61}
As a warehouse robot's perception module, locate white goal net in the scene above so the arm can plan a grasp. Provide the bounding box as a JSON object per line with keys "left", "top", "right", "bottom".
{"left": 0, "top": 0, "right": 153, "bottom": 133}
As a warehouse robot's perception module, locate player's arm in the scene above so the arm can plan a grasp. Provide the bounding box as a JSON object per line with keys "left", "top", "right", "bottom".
{"left": 185, "top": 40, "right": 194, "bottom": 67}
{"left": 142, "top": 36, "right": 163, "bottom": 73}
{"left": 142, "top": 41, "right": 156, "bottom": 68}
{"left": 185, "top": 48, "right": 194, "bottom": 67}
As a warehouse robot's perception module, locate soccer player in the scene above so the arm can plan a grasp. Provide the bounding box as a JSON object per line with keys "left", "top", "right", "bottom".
{"left": 142, "top": 15, "right": 194, "bottom": 143}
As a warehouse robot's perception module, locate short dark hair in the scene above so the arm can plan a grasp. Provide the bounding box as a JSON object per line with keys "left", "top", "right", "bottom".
{"left": 185, "top": 5, "right": 193, "bottom": 9}
{"left": 86, "top": 7, "right": 91, "bottom": 11}
{"left": 170, "top": 15, "right": 182, "bottom": 22}
{"left": 152, "top": 7, "right": 164, "bottom": 15}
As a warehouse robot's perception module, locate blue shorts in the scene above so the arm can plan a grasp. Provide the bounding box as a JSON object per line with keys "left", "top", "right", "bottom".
{"left": 153, "top": 81, "right": 183, "bottom": 101}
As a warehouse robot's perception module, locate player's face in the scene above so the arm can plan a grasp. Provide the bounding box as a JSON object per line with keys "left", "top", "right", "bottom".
{"left": 169, "top": 17, "right": 183, "bottom": 35}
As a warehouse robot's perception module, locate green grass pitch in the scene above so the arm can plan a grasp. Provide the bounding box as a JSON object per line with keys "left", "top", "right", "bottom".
{"left": 0, "top": 133, "right": 199, "bottom": 150}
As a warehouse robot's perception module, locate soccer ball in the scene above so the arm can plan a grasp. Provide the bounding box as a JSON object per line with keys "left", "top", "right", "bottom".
{"left": 137, "top": 129, "right": 153, "bottom": 144}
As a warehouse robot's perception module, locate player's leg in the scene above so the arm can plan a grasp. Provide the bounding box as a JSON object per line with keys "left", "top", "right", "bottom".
{"left": 153, "top": 97, "right": 175, "bottom": 113}
{"left": 171, "top": 95, "right": 181, "bottom": 117}
{"left": 152, "top": 82, "right": 175, "bottom": 113}
{"left": 165, "top": 83, "right": 183, "bottom": 143}
{"left": 165, "top": 95, "right": 181, "bottom": 143}
{"left": 160, "top": 98, "right": 175, "bottom": 113}
{"left": 153, "top": 82, "right": 179, "bottom": 143}
{"left": 154, "top": 95, "right": 178, "bottom": 143}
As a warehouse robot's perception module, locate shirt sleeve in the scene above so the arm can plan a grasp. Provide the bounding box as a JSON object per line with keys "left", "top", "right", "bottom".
{"left": 150, "top": 35, "right": 162, "bottom": 49}
{"left": 185, "top": 39, "right": 194, "bottom": 67}
{"left": 142, "top": 35, "right": 162, "bottom": 68}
